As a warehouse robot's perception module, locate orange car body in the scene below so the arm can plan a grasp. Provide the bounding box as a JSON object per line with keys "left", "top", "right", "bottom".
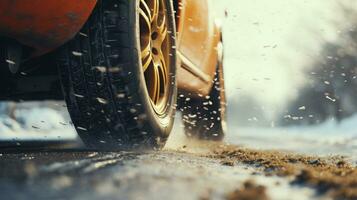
{"left": 0, "top": 0, "right": 221, "bottom": 96}
{"left": 0, "top": 0, "right": 97, "bottom": 55}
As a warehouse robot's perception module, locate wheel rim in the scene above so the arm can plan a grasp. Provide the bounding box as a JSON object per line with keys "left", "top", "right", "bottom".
{"left": 139, "top": 0, "right": 170, "bottom": 115}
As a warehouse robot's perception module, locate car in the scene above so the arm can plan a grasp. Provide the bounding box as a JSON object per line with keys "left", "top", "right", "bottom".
{"left": 0, "top": 0, "right": 226, "bottom": 149}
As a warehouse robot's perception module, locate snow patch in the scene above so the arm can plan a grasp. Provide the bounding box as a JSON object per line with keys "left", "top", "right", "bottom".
{"left": 0, "top": 106, "right": 77, "bottom": 141}
{"left": 228, "top": 115, "right": 357, "bottom": 162}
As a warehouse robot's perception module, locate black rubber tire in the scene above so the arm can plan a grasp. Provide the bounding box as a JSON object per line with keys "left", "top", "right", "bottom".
{"left": 57, "top": 0, "right": 177, "bottom": 150}
{"left": 180, "top": 64, "right": 227, "bottom": 141}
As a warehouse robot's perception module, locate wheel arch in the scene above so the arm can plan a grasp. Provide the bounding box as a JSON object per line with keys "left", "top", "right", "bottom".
{"left": 176, "top": 0, "right": 222, "bottom": 98}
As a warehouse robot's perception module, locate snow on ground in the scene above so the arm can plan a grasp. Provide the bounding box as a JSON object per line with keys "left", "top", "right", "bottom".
{"left": 227, "top": 115, "right": 357, "bottom": 163}
{"left": 0, "top": 105, "right": 76, "bottom": 141}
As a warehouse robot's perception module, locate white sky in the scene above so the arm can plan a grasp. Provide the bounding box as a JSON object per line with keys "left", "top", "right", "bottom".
{"left": 214, "top": 0, "right": 357, "bottom": 118}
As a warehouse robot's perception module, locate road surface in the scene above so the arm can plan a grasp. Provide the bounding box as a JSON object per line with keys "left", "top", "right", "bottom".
{"left": 0, "top": 147, "right": 311, "bottom": 200}
{"left": 0, "top": 133, "right": 356, "bottom": 200}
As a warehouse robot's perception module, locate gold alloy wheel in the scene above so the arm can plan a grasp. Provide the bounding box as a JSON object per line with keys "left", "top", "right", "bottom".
{"left": 139, "top": 0, "right": 170, "bottom": 115}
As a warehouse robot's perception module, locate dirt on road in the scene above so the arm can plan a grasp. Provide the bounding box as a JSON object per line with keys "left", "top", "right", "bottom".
{"left": 209, "top": 144, "right": 357, "bottom": 200}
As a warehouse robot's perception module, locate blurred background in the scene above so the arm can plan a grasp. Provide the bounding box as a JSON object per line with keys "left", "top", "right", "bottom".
{"left": 218, "top": 0, "right": 357, "bottom": 159}
{"left": 1, "top": 0, "right": 356, "bottom": 159}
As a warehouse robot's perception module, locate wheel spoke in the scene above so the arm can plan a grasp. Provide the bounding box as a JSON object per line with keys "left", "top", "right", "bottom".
{"left": 139, "top": 10, "right": 151, "bottom": 32}
{"left": 157, "top": 13, "right": 166, "bottom": 32}
{"left": 158, "top": 51, "right": 168, "bottom": 86}
{"left": 141, "top": 40, "right": 150, "bottom": 56}
{"left": 141, "top": 50, "right": 152, "bottom": 72}
{"left": 152, "top": 0, "right": 160, "bottom": 23}
{"left": 140, "top": 0, "right": 152, "bottom": 21}
{"left": 141, "top": 34, "right": 152, "bottom": 72}
{"left": 158, "top": 20, "right": 167, "bottom": 44}
{"left": 152, "top": 65, "right": 161, "bottom": 103}
{"left": 139, "top": 3, "right": 151, "bottom": 33}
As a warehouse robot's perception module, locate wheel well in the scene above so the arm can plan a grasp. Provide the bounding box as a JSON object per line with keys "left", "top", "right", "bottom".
{"left": 0, "top": 39, "right": 63, "bottom": 101}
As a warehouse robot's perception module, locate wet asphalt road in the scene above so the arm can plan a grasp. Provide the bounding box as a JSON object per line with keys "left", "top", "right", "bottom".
{"left": 0, "top": 147, "right": 229, "bottom": 200}
{"left": 0, "top": 141, "right": 319, "bottom": 200}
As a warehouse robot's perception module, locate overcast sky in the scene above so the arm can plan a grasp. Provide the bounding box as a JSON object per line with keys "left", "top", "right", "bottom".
{"left": 214, "top": 0, "right": 357, "bottom": 119}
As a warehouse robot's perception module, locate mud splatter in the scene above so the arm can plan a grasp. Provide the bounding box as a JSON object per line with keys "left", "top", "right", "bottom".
{"left": 210, "top": 145, "right": 357, "bottom": 200}
{"left": 226, "top": 180, "right": 269, "bottom": 200}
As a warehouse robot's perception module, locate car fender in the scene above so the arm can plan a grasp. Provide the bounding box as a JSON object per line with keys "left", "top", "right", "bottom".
{"left": 0, "top": 0, "right": 97, "bottom": 56}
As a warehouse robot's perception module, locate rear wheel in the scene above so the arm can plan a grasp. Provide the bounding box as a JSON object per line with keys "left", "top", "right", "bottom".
{"left": 180, "top": 61, "right": 227, "bottom": 141}
{"left": 57, "top": 0, "right": 177, "bottom": 150}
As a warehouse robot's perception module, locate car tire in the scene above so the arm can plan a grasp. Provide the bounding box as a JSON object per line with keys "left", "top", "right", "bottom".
{"left": 57, "top": 0, "right": 177, "bottom": 150}
{"left": 180, "top": 60, "right": 227, "bottom": 141}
